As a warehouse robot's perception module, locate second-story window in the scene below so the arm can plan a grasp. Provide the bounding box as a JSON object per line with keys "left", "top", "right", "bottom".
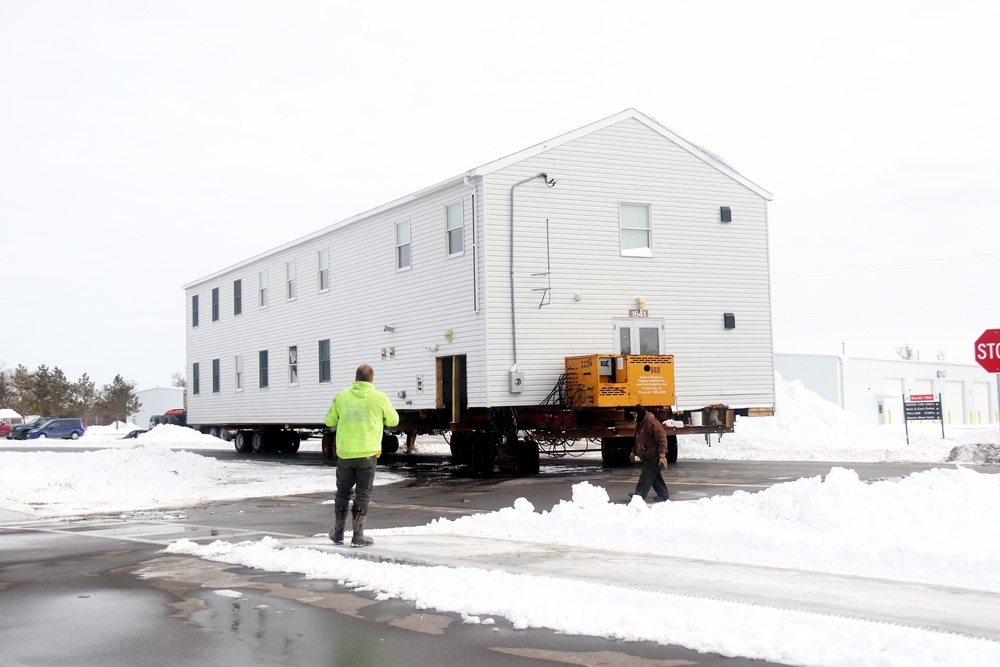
{"left": 234, "top": 279, "right": 242, "bottom": 316}
{"left": 286, "top": 261, "right": 297, "bottom": 300}
{"left": 211, "top": 287, "right": 220, "bottom": 322}
{"left": 446, "top": 201, "right": 464, "bottom": 256}
{"left": 259, "top": 270, "right": 268, "bottom": 308}
{"left": 191, "top": 295, "right": 200, "bottom": 328}
{"left": 395, "top": 220, "right": 411, "bottom": 270}
{"left": 318, "top": 248, "right": 330, "bottom": 292}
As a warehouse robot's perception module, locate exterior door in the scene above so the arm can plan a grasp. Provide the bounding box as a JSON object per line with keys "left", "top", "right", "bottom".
{"left": 613, "top": 318, "right": 664, "bottom": 356}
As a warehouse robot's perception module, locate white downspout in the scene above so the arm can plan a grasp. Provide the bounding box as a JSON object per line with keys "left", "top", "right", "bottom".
{"left": 463, "top": 176, "right": 479, "bottom": 313}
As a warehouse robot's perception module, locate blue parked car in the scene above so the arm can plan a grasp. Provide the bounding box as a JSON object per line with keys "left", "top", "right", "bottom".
{"left": 26, "top": 418, "right": 85, "bottom": 440}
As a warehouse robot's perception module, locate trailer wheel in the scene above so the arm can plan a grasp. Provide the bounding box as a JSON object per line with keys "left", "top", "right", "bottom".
{"left": 286, "top": 432, "right": 301, "bottom": 454}
{"left": 601, "top": 437, "right": 633, "bottom": 467}
{"left": 321, "top": 431, "right": 337, "bottom": 460}
{"left": 381, "top": 433, "right": 400, "bottom": 455}
{"left": 208, "top": 426, "right": 221, "bottom": 439}
{"left": 470, "top": 433, "right": 495, "bottom": 478}
{"left": 666, "top": 435, "right": 678, "bottom": 464}
{"left": 234, "top": 430, "right": 251, "bottom": 453}
{"left": 251, "top": 430, "right": 268, "bottom": 454}
{"left": 515, "top": 439, "right": 540, "bottom": 475}
{"left": 449, "top": 431, "right": 471, "bottom": 466}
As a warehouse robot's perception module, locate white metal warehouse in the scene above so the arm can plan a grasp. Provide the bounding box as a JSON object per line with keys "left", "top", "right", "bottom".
{"left": 182, "top": 109, "right": 776, "bottom": 427}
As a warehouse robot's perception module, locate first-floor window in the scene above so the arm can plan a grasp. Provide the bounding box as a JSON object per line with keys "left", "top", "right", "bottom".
{"left": 318, "top": 339, "right": 331, "bottom": 383}
{"left": 234, "top": 354, "right": 244, "bottom": 391}
{"left": 288, "top": 345, "right": 298, "bottom": 385}
{"left": 192, "top": 362, "right": 200, "bottom": 395}
{"left": 259, "top": 350, "right": 269, "bottom": 388}
{"left": 212, "top": 358, "right": 221, "bottom": 393}
{"left": 620, "top": 202, "right": 652, "bottom": 255}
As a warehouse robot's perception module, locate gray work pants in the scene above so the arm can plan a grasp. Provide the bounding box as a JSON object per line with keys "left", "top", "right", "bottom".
{"left": 335, "top": 455, "right": 377, "bottom": 506}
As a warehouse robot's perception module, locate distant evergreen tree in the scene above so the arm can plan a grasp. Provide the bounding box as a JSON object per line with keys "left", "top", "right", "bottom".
{"left": 96, "top": 375, "right": 140, "bottom": 425}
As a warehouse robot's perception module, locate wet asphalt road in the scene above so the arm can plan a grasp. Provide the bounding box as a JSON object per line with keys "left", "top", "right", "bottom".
{"left": 1, "top": 454, "right": 992, "bottom": 667}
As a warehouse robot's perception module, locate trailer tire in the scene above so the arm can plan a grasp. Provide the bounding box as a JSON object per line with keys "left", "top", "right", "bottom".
{"left": 321, "top": 431, "right": 337, "bottom": 460}
{"left": 667, "top": 434, "right": 678, "bottom": 464}
{"left": 381, "top": 433, "right": 400, "bottom": 455}
{"left": 234, "top": 431, "right": 251, "bottom": 453}
{"left": 208, "top": 427, "right": 221, "bottom": 439}
{"left": 449, "top": 431, "right": 471, "bottom": 466}
{"left": 286, "top": 432, "right": 301, "bottom": 454}
{"left": 470, "top": 433, "right": 495, "bottom": 478}
{"left": 515, "top": 439, "right": 540, "bottom": 475}
{"left": 601, "top": 437, "right": 633, "bottom": 467}
{"left": 251, "top": 430, "right": 268, "bottom": 454}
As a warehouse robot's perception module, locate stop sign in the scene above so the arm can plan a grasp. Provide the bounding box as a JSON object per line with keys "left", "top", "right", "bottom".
{"left": 975, "top": 329, "right": 1000, "bottom": 373}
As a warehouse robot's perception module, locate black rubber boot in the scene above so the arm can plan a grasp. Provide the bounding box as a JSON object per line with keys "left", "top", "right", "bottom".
{"left": 351, "top": 503, "right": 374, "bottom": 548}
{"left": 329, "top": 503, "right": 348, "bottom": 544}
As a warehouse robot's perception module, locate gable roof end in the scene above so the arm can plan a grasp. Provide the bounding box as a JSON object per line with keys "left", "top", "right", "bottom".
{"left": 468, "top": 108, "right": 773, "bottom": 201}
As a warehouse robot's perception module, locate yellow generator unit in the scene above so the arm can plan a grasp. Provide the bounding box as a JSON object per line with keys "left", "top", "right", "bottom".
{"left": 564, "top": 354, "right": 676, "bottom": 408}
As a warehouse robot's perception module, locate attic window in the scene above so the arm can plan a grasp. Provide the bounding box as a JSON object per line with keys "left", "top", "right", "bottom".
{"left": 720, "top": 206, "right": 732, "bottom": 223}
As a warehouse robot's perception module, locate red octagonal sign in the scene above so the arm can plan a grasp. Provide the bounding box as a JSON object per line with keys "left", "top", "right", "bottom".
{"left": 975, "top": 329, "right": 1000, "bottom": 373}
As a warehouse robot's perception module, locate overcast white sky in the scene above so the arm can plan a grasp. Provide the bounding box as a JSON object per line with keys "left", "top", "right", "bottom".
{"left": 2, "top": 0, "right": 998, "bottom": 389}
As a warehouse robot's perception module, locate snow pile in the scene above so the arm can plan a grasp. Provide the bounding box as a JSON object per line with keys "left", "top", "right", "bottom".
{"left": 0, "top": 439, "right": 397, "bottom": 518}
{"left": 685, "top": 375, "right": 998, "bottom": 462}
{"left": 167, "top": 472, "right": 1000, "bottom": 666}
{"left": 403, "top": 471, "right": 1000, "bottom": 591}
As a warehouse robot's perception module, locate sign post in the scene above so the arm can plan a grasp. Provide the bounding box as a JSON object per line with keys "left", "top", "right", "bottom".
{"left": 974, "top": 329, "right": 1000, "bottom": 437}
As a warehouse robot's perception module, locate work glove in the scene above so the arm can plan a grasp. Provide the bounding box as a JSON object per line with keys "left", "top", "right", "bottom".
{"left": 375, "top": 450, "right": 381, "bottom": 459}
{"left": 659, "top": 457, "right": 667, "bottom": 469}
{"left": 629, "top": 451, "right": 636, "bottom": 464}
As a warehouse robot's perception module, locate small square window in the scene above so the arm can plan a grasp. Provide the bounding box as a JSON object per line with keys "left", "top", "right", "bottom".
{"left": 721, "top": 206, "right": 732, "bottom": 223}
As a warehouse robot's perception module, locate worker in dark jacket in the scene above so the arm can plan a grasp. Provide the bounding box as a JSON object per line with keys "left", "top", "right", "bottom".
{"left": 628, "top": 404, "right": 670, "bottom": 502}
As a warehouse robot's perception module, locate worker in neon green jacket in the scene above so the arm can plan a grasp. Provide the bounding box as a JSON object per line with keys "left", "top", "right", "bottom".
{"left": 324, "top": 363, "right": 399, "bottom": 547}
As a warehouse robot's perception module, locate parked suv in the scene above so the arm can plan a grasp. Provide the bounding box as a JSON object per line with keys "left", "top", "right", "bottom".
{"left": 25, "top": 418, "right": 85, "bottom": 440}
{"left": 7, "top": 417, "right": 47, "bottom": 440}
